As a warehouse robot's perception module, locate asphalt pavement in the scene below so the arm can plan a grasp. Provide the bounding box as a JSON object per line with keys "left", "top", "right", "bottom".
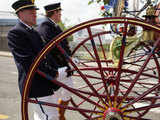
{"left": 0, "top": 53, "right": 21, "bottom": 120}
{"left": 0, "top": 51, "right": 160, "bottom": 120}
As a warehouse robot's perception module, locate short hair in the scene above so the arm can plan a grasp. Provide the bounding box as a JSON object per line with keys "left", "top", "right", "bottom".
{"left": 46, "top": 10, "right": 59, "bottom": 18}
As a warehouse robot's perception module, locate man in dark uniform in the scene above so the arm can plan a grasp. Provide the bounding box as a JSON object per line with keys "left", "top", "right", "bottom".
{"left": 36, "top": 2, "right": 73, "bottom": 120}
{"left": 7, "top": 0, "right": 67, "bottom": 120}
{"left": 37, "top": 2, "right": 72, "bottom": 67}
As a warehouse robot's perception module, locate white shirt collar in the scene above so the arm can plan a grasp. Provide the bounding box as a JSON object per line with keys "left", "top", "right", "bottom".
{"left": 19, "top": 19, "right": 33, "bottom": 30}
{"left": 48, "top": 18, "right": 58, "bottom": 25}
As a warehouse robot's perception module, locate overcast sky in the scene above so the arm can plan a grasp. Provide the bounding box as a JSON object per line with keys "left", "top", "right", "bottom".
{"left": 0, "top": 0, "right": 102, "bottom": 26}
{"left": 0, "top": 0, "right": 160, "bottom": 26}
{"left": 36, "top": 0, "right": 101, "bottom": 24}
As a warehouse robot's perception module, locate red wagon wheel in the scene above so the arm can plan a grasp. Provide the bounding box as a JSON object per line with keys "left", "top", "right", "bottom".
{"left": 22, "top": 17, "right": 160, "bottom": 120}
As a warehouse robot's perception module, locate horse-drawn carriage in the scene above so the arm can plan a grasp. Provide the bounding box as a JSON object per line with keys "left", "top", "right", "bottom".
{"left": 22, "top": 0, "right": 160, "bottom": 119}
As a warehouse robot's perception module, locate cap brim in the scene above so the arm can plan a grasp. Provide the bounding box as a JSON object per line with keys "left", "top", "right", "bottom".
{"left": 27, "top": 6, "right": 39, "bottom": 10}
{"left": 16, "top": 5, "right": 39, "bottom": 13}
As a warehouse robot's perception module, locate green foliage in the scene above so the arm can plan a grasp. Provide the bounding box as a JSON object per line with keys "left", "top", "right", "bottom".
{"left": 88, "top": 0, "right": 110, "bottom": 5}
{"left": 58, "top": 21, "right": 66, "bottom": 30}
{"left": 88, "top": 0, "right": 110, "bottom": 17}
{"left": 96, "top": 0, "right": 101, "bottom": 3}
{"left": 88, "top": 0, "right": 94, "bottom": 5}
{"left": 58, "top": 21, "right": 73, "bottom": 41}
{"left": 103, "top": 0, "right": 110, "bottom": 5}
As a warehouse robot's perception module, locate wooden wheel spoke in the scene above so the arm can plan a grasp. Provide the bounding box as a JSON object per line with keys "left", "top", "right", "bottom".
{"left": 22, "top": 18, "right": 160, "bottom": 120}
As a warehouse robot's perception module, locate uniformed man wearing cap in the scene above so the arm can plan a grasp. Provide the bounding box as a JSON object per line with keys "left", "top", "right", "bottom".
{"left": 7, "top": 0, "right": 67, "bottom": 120}
{"left": 36, "top": 2, "right": 73, "bottom": 120}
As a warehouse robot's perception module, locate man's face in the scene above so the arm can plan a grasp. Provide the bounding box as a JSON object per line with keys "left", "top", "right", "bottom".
{"left": 52, "top": 10, "right": 61, "bottom": 23}
{"left": 19, "top": 8, "right": 37, "bottom": 26}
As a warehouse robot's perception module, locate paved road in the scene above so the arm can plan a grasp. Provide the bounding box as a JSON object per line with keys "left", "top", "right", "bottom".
{"left": 0, "top": 55, "right": 160, "bottom": 120}
{"left": 0, "top": 56, "right": 21, "bottom": 120}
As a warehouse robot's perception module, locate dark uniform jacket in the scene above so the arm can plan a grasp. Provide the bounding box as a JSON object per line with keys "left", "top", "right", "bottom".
{"left": 7, "top": 20, "right": 60, "bottom": 98}
{"left": 36, "top": 18, "right": 72, "bottom": 68}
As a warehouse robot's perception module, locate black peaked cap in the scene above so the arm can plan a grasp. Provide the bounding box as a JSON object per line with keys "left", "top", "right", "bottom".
{"left": 44, "top": 3, "right": 62, "bottom": 12}
{"left": 12, "top": 0, "right": 39, "bottom": 13}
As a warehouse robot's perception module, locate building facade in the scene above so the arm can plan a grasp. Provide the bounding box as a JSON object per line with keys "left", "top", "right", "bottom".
{"left": 0, "top": 19, "right": 17, "bottom": 51}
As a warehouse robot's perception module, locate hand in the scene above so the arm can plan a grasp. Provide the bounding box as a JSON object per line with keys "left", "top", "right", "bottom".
{"left": 57, "top": 67, "right": 68, "bottom": 81}
{"left": 66, "top": 65, "right": 73, "bottom": 77}
{"left": 66, "top": 57, "right": 79, "bottom": 77}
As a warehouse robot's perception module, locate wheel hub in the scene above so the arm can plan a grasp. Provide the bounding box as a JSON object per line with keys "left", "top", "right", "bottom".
{"left": 106, "top": 74, "right": 116, "bottom": 86}
{"left": 103, "top": 108, "right": 122, "bottom": 120}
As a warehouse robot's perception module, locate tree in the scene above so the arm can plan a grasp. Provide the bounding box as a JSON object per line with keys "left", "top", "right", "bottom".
{"left": 58, "top": 19, "right": 73, "bottom": 41}
{"left": 88, "top": 0, "right": 110, "bottom": 5}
